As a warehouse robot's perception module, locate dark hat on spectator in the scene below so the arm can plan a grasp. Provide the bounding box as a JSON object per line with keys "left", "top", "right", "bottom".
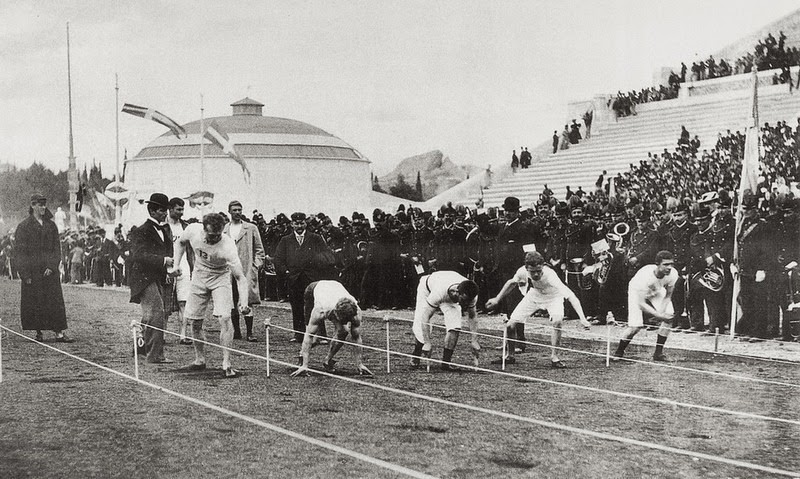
{"left": 718, "top": 190, "right": 732, "bottom": 207}
{"left": 397, "top": 204, "right": 406, "bottom": 212}
{"left": 555, "top": 202, "right": 569, "bottom": 217}
{"left": 741, "top": 194, "right": 759, "bottom": 210}
{"left": 338, "top": 216, "right": 350, "bottom": 226}
{"left": 373, "top": 208, "right": 386, "bottom": 222}
{"left": 290, "top": 212, "right": 306, "bottom": 222}
{"left": 693, "top": 205, "right": 711, "bottom": 221}
{"left": 276, "top": 213, "right": 289, "bottom": 224}
{"left": 502, "top": 196, "right": 520, "bottom": 212}
{"left": 145, "top": 193, "right": 169, "bottom": 209}
{"left": 228, "top": 200, "right": 242, "bottom": 210}
{"left": 396, "top": 212, "right": 409, "bottom": 223}
{"left": 30, "top": 193, "right": 46, "bottom": 203}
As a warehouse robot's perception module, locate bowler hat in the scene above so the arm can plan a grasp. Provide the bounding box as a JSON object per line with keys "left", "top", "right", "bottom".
{"left": 502, "top": 196, "right": 520, "bottom": 212}
{"left": 145, "top": 193, "right": 169, "bottom": 209}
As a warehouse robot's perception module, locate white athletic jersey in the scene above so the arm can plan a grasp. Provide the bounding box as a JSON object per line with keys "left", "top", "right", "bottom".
{"left": 180, "top": 223, "right": 242, "bottom": 276}
{"left": 628, "top": 264, "right": 678, "bottom": 318}
{"left": 313, "top": 280, "right": 358, "bottom": 313}
{"left": 423, "top": 271, "right": 477, "bottom": 308}
{"left": 513, "top": 265, "right": 571, "bottom": 303}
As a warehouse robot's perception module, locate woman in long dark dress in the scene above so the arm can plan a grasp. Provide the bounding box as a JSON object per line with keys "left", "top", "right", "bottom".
{"left": 15, "top": 194, "right": 73, "bottom": 342}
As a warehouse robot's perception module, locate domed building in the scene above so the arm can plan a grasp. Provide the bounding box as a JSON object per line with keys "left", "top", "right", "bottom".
{"left": 121, "top": 98, "right": 372, "bottom": 223}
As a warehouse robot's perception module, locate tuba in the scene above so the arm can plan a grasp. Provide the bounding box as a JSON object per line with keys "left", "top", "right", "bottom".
{"left": 613, "top": 222, "right": 630, "bottom": 237}
{"left": 591, "top": 237, "right": 612, "bottom": 285}
{"left": 693, "top": 265, "right": 725, "bottom": 292}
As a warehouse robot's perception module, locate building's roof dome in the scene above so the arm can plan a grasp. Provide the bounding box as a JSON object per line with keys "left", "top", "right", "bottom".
{"left": 131, "top": 98, "right": 367, "bottom": 163}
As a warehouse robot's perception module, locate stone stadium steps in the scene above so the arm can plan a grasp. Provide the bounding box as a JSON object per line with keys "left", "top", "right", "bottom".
{"left": 473, "top": 85, "right": 800, "bottom": 209}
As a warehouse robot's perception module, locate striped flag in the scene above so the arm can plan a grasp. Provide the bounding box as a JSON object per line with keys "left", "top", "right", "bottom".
{"left": 204, "top": 121, "right": 251, "bottom": 182}
{"left": 738, "top": 70, "right": 761, "bottom": 206}
{"left": 122, "top": 103, "right": 186, "bottom": 139}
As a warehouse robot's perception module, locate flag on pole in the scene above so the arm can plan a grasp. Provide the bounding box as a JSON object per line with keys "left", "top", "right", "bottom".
{"left": 204, "top": 121, "right": 251, "bottom": 182}
{"left": 730, "top": 69, "right": 761, "bottom": 337}
{"left": 121, "top": 103, "right": 186, "bottom": 139}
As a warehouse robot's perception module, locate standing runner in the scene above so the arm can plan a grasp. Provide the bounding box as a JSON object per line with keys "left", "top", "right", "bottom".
{"left": 173, "top": 213, "right": 250, "bottom": 378}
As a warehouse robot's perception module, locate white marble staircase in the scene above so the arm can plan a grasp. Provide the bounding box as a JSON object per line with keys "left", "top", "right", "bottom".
{"left": 471, "top": 82, "right": 800, "bottom": 209}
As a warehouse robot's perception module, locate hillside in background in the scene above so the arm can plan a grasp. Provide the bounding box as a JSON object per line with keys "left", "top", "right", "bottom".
{"left": 376, "top": 150, "right": 482, "bottom": 201}
{"left": 714, "top": 8, "right": 800, "bottom": 60}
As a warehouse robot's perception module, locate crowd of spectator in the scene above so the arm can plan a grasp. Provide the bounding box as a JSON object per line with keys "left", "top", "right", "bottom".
{"left": 552, "top": 111, "right": 593, "bottom": 155}
{"left": 609, "top": 31, "right": 799, "bottom": 120}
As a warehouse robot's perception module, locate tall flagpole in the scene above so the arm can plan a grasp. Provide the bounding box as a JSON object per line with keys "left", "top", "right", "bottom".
{"left": 200, "top": 94, "right": 205, "bottom": 188}
{"left": 66, "top": 22, "right": 79, "bottom": 231}
{"left": 114, "top": 73, "right": 121, "bottom": 224}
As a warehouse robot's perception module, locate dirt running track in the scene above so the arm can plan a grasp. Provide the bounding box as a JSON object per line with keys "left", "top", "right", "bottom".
{"left": 1, "top": 278, "right": 799, "bottom": 478}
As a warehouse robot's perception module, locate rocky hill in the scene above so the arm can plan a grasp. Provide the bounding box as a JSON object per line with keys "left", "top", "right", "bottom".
{"left": 376, "top": 150, "right": 482, "bottom": 201}
{"left": 714, "top": 8, "right": 800, "bottom": 61}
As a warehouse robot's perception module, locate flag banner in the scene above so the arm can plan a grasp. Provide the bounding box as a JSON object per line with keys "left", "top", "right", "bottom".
{"left": 730, "top": 70, "right": 761, "bottom": 337}
{"left": 204, "top": 121, "right": 251, "bottom": 182}
{"left": 122, "top": 103, "right": 186, "bottom": 139}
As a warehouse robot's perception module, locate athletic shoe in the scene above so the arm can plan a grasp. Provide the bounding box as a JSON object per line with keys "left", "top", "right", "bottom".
{"left": 35, "top": 331, "right": 43, "bottom": 341}
{"left": 223, "top": 367, "right": 240, "bottom": 378}
{"left": 322, "top": 359, "right": 338, "bottom": 373}
{"left": 440, "top": 363, "right": 462, "bottom": 372}
{"left": 179, "top": 338, "right": 193, "bottom": 345}
{"left": 247, "top": 335, "right": 258, "bottom": 343}
{"left": 186, "top": 363, "right": 206, "bottom": 371}
{"left": 550, "top": 360, "right": 566, "bottom": 369}
{"left": 652, "top": 353, "right": 669, "bottom": 362}
{"left": 409, "top": 359, "right": 420, "bottom": 370}
{"left": 55, "top": 335, "right": 75, "bottom": 343}
{"left": 610, "top": 352, "right": 624, "bottom": 362}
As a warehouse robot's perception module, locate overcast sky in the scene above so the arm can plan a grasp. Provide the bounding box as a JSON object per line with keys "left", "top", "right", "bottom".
{"left": 2, "top": 0, "right": 799, "bottom": 177}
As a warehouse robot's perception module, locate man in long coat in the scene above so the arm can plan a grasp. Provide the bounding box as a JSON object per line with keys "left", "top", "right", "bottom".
{"left": 128, "top": 192, "right": 174, "bottom": 363}
{"left": 16, "top": 193, "right": 72, "bottom": 342}
{"left": 224, "top": 200, "right": 265, "bottom": 342}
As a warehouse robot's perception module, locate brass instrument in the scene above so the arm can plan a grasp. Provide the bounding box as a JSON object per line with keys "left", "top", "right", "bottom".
{"left": 613, "top": 221, "right": 630, "bottom": 237}
{"left": 591, "top": 238, "right": 612, "bottom": 285}
{"left": 567, "top": 257, "right": 593, "bottom": 291}
{"left": 691, "top": 265, "right": 725, "bottom": 292}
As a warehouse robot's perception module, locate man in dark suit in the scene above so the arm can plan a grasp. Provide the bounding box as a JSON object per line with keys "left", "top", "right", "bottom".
{"left": 128, "top": 192, "right": 175, "bottom": 363}
{"left": 274, "top": 212, "right": 333, "bottom": 342}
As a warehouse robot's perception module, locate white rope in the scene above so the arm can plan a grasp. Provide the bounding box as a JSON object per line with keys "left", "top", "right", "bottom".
{"left": 135, "top": 323, "right": 800, "bottom": 477}
{"left": 212, "top": 322, "right": 800, "bottom": 428}
{"left": 376, "top": 315, "right": 800, "bottom": 389}
{"left": 0, "top": 325, "right": 435, "bottom": 479}
{"left": 364, "top": 310, "right": 800, "bottom": 366}
{"left": 4, "top": 322, "right": 799, "bottom": 477}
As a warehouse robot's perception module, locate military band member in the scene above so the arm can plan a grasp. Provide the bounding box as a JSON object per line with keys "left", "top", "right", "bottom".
{"left": 735, "top": 194, "right": 770, "bottom": 341}
{"left": 665, "top": 204, "right": 697, "bottom": 330}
